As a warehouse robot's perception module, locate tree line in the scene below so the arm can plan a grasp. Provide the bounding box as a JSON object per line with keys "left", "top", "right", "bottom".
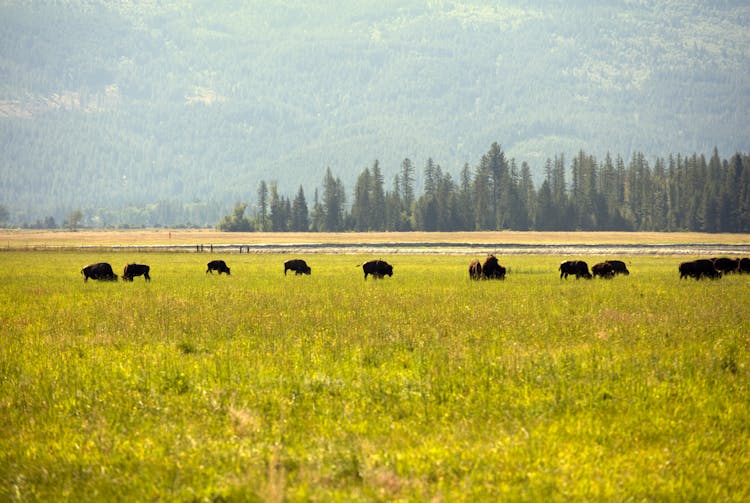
{"left": 218, "top": 143, "right": 750, "bottom": 233}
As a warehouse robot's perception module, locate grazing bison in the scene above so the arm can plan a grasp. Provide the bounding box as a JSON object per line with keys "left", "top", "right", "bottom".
{"left": 679, "top": 259, "right": 720, "bottom": 280}
{"left": 559, "top": 260, "right": 592, "bottom": 279}
{"left": 469, "top": 259, "right": 483, "bottom": 280}
{"left": 81, "top": 262, "right": 118, "bottom": 282}
{"left": 122, "top": 263, "right": 150, "bottom": 282}
{"left": 739, "top": 257, "right": 750, "bottom": 274}
{"left": 711, "top": 257, "right": 739, "bottom": 275}
{"left": 284, "top": 259, "right": 311, "bottom": 275}
{"left": 592, "top": 261, "right": 615, "bottom": 279}
{"left": 206, "top": 260, "right": 231, "bottom": 275}
{"left": 362, "top": 259, "right": 393, "bottom": 280}
{"left": 606, "top": 259, "right": 630, "bottom": 276}
{"left": 481, "top": 255, "right": 506, "bottom": 280}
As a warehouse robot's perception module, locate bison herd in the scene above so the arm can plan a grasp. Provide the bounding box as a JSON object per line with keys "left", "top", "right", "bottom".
{"left": 81, "top": 258, "right": 392, "bottom": 282}
{"left": 468, "top": 255, "right": 506, "bottom": 280}
{"left": 679, "top": 257, "right": 750, "bottom": 280}
{"left": 81, "top": 255, "right": 750, "bottom": 283}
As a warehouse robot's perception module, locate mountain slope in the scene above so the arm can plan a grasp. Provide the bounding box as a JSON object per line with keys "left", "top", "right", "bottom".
{"left": 1, "top": 0, "right": 748, "bottom": 225}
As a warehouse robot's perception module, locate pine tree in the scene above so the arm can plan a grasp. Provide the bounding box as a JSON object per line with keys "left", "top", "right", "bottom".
{"left": 435, "top": 170, "right": 457, "bottom": 230}
{"left": 535, "top": 180, "right": 555, "bottom": 230}
{"left": 384, "top": 176, "right": 404, "bottom": 231}
{"left": 400, "top": 158, "right": 415, "bottom": 221}
{"left": 310, "top": 188, "right": 324, "bottom": 232}
{"left": 423, "top": 158, "right": 438, "bottom": 196}
{"left": 415, "top": 160, "right": 442, "bottom": 231}
{"left": 351, "top": 167, "right": 371, "bottom": 231}
{"left": 457, "top": 162, "right": 475, "bottom": 230}
{"left": 256, "top": 180, "right": 269, "bottom": 231}
{"left": 291, "top": 185, "right": 309, "bottom": 231}
{"left": 371, "top": 160, "right": 386, "bottom": 231}
{"left": 479, "top": 142, "right": 510, "bottom": 229}
{"left": 322, "top": 167, "right": 345, "bottom": 232}
{"left": 269, "top": 184, "right": 289, "bottom": 231}
{"left": 517, "top": 161, "right": 534, "bottom": 230}
{"left": 473, "top": 157, "right": 493, "bottom": 230}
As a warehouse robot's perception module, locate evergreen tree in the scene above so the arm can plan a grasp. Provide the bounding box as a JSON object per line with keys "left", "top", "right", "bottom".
{"left": 479, "top": 142, "right": 510, "bottom": 229}
{"left": 423, "top": 158, "right": 438, "bottom": 196}
{"left": 665, "top": 155, "right": 679, "bottom": 231}
{"left": 456, "top": 162, "right": 475, "bottom": 230}
{"left": 414, "top": 160, "right": 442, "bottom": 231}
{"left": 351, "top": 167, "right": 372, "bottom": 231}
{"left": 517, "top": 161, "right": 534, "bottom": 230}
{"left": 371, "top": 160, "right": 386, "bottom": 230}
{"left": 400, "top": 158, "right": 415, "bottom": 217}
{"left": 291, "top": 185, "right": 309, "bottom": 231}
{"left": 384, "top": 176, "right": 403, "bottom": 231}
{"left": 572, "top": 150, "right": 601, "bottom": 229}
{"left": 473, "top": 159, "right": 493, "bottom": 230}
{"left": 535, "top": 180, "right": 555, "bottom": 230}
{"left": 269, "top": 184, "right": 289, "bottom": 231}
{"left": 650, "top": 158, "right": 668, "bottom": 231}
{"left": 322, "top": 167, "right": 345, "bottom": 232}
{"left": 256, "top": 180, "right": 269, "bottom": 231}
{"left": 310, "top": 188, "right": 324, "bottom": 232}
{"left": 436, "top": 171, "right": 458, "bottom": 230}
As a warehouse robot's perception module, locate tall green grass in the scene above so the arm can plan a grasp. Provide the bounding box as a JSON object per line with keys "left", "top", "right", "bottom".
{"left": 1, "top": 252, "right": 748, "bottom": 501}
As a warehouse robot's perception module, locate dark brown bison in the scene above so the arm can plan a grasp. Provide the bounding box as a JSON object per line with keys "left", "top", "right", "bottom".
{"left": 679, "top": 259, "right": 720, "bottom": 280}
{"left": 468, "top": 259, "right": 483, "bottom": 280}
{"left": 206, "top": 260, "right": 231, "bottom": 275}
{"left": 123, "top": 263, "right": 150, "bottom": 282}
{"left": 284, "top": 259, "right": 311, "bottom": 275}
{"left": 559, "top": 260, "right": 592, "bottom": 279}
{"left": 606, "top": 259, "right": 630, "bottom": 276}
{"left": 592, "top": 261, "right": 615, "bottom": 279}
{"left": 711, "top": 257, "right": 739, "bottom": 275}
{"left": 481, "top": 255, "right": 506, "bottom": 280}
{"left": 81, "top": 262, "right": 118, "bottom": 282}
{"left": 362, "top": 260, "right": 393, "bottom": 280}
{"left": 739, "top": 257, "right": 750, "bottom": 274}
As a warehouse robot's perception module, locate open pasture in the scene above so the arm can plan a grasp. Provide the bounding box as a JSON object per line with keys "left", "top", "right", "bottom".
{"left": 1, "top": 251, "right": 749, "bottom": 501}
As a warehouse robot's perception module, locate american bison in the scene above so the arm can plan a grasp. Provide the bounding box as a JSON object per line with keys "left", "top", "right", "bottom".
{"left": 481, "top": 255, "right": 506, "bottom": 280}
{"left": 592, "top": 261, "right": 615, "bottom": 279}
{"left": 468, "top": 259, "right": 483, "bottom": 280}
{"left": 711, "top": 257, "right": 739, "bottom": 275}
{"left": 740, "top": 257, "right": 750, "bottom": 274}
{"left": 606, "top": 259, "right": 630, "bottom": 276}
{"left": 362, "top": 259, "right": 393, "bottom": 280}
{"left": 559, "top": 260, "right": 592, "bottom": 279}
{"left": 284, "top": 259, "right": 311, "bottom": 275}
{"left": 81, "top": 262, "right": 118, "bottom": 282}
{"left": 679, "top": 259, "right": 720, "bottom": 280}
{"left": 206, "top": 260, "right": 231, "bottom": 275}
{"left": 123, "top": 263, "right": 150, "bottom": 282}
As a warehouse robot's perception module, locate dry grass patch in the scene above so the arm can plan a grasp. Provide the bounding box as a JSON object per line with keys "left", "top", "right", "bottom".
{"left": 3, "top": 229, "right": 750, "bottom": 248}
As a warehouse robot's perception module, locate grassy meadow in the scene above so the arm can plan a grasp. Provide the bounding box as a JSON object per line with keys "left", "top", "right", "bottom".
{"left": 1, "top": 249, "right": 749, "bottom": 501}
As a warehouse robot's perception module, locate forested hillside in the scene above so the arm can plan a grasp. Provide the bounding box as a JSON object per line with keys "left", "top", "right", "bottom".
{"left": 1, "top": 1, "right": 748, "bottom": 227}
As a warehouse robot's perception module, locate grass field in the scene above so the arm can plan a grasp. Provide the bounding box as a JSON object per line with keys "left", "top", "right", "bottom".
{"left": 4, "top": 229, "right": 750, "bottom": 248}
{"left": 1, "top": 247, "right": 749, "bottom": 501}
